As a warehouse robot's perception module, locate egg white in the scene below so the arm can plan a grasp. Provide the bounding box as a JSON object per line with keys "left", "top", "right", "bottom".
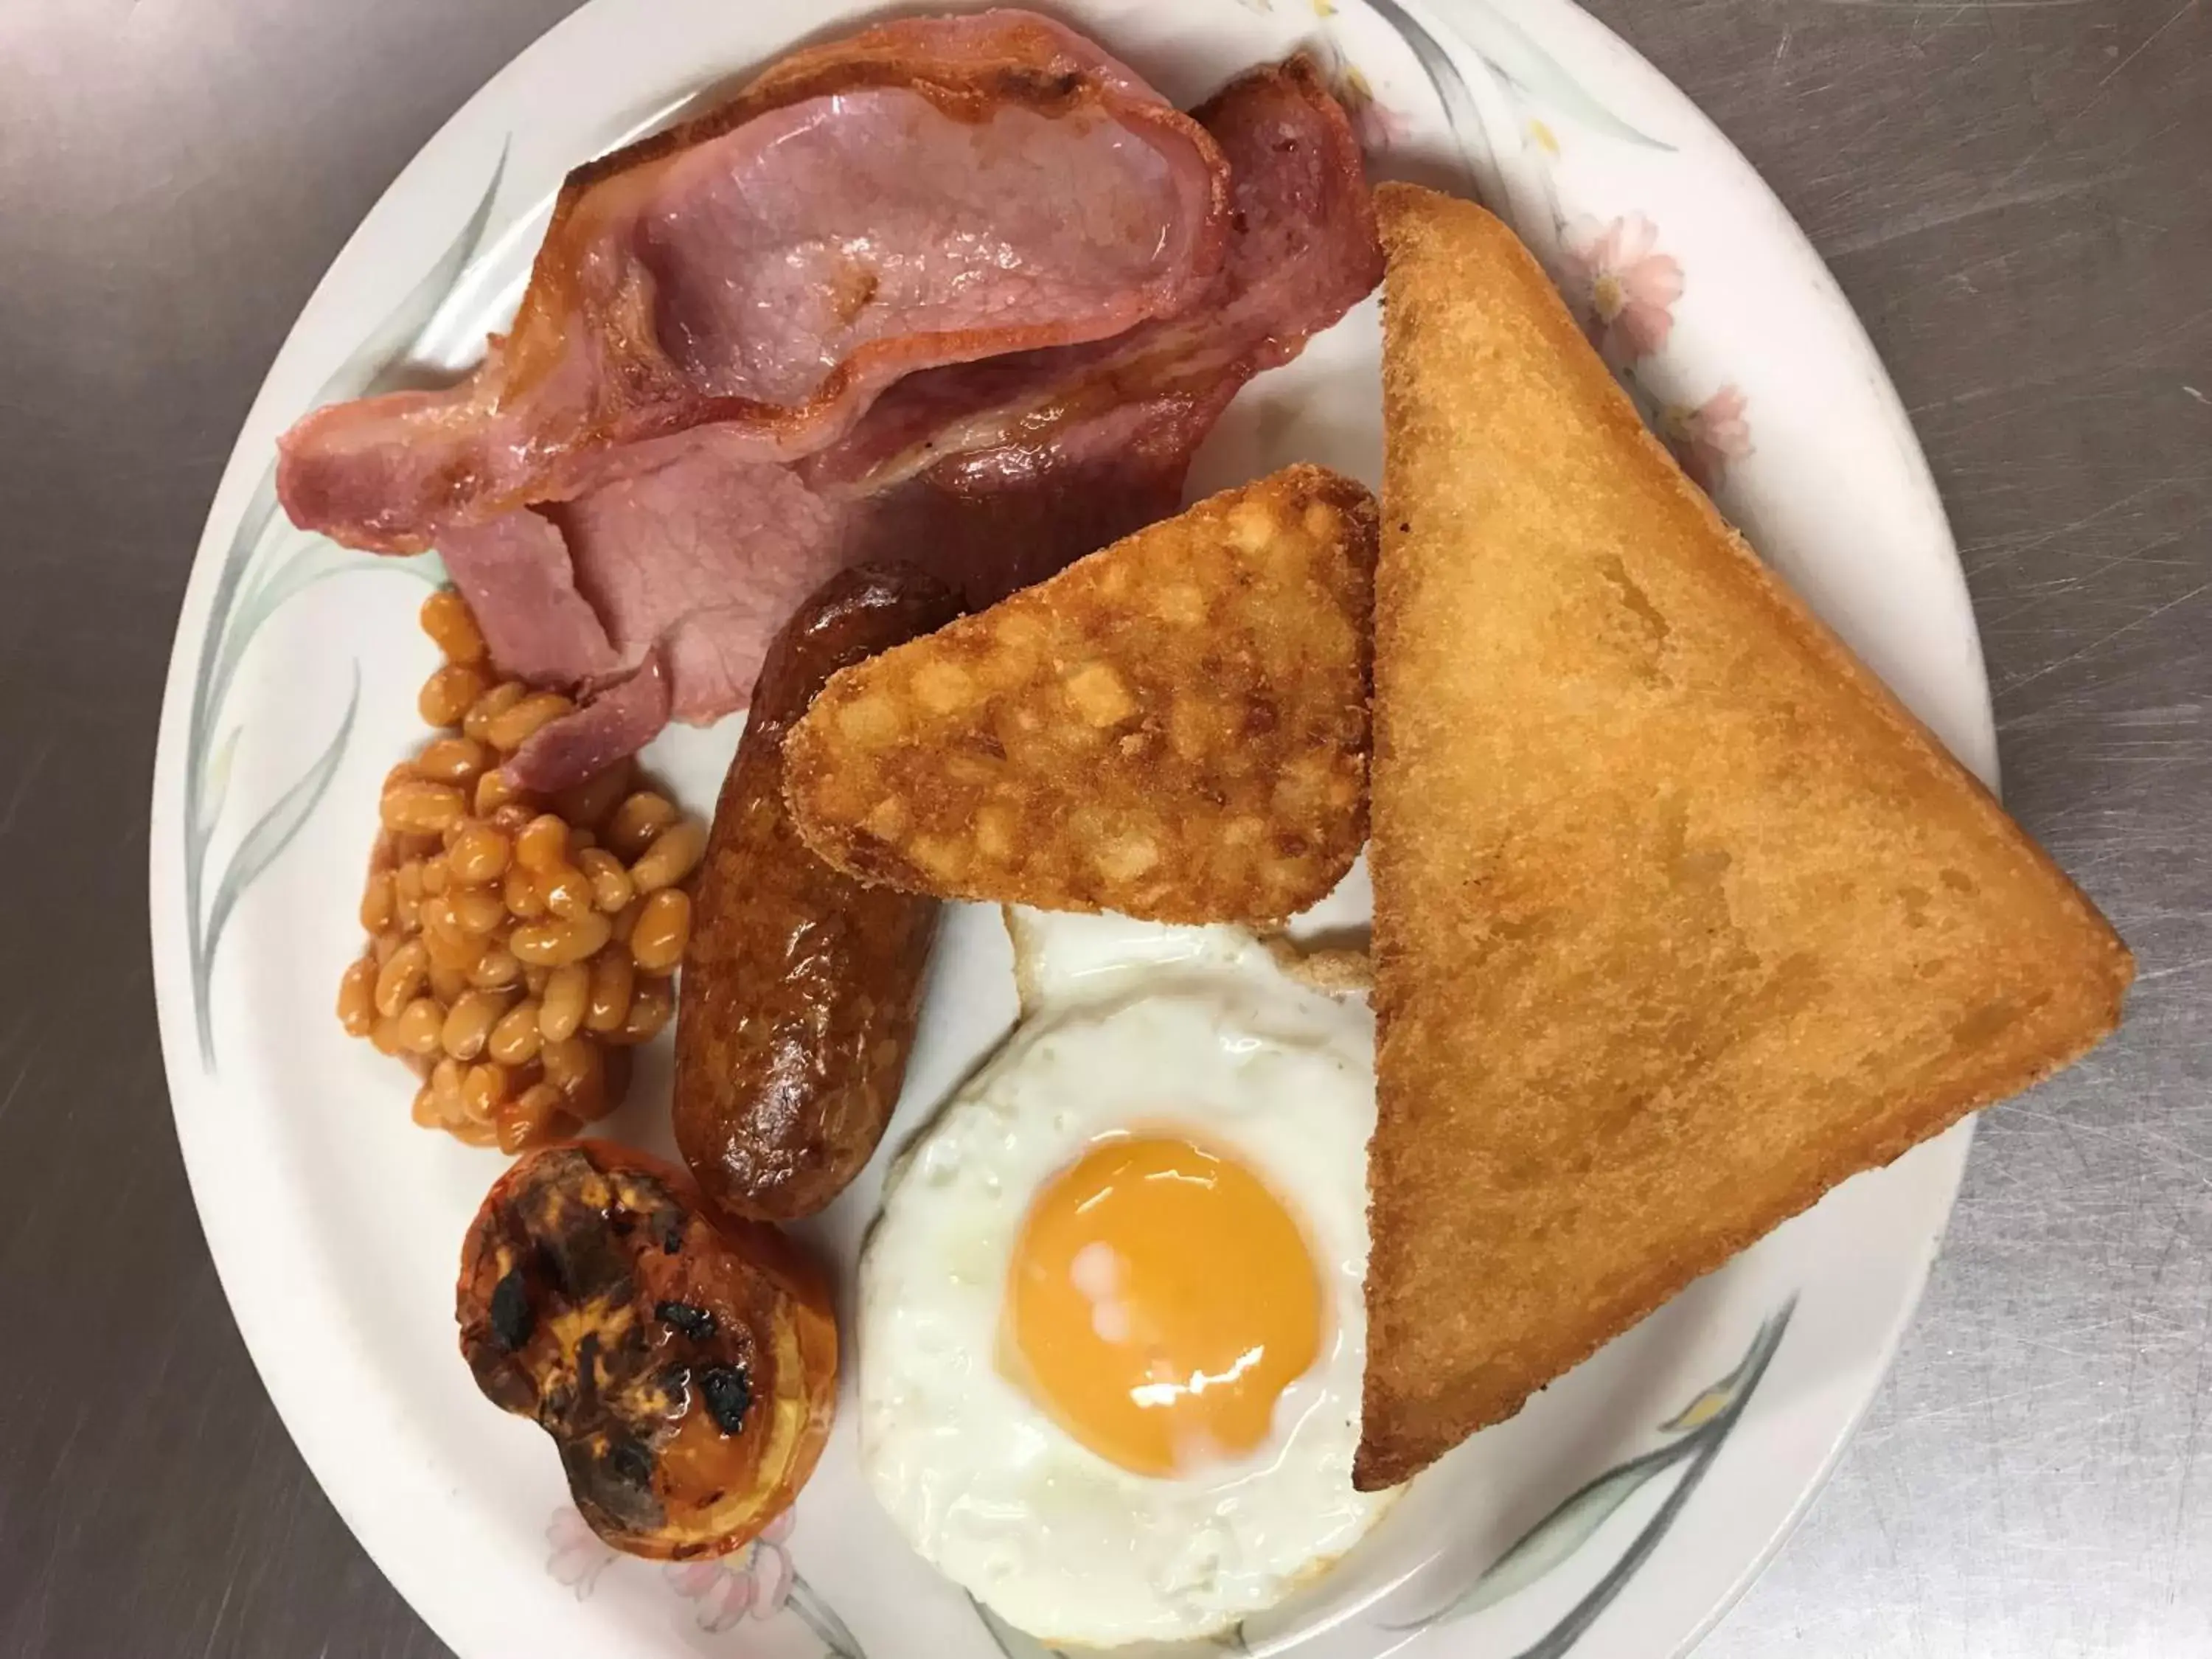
{"left": 858, "top": 914, "right": 1394, "bottom": 1648}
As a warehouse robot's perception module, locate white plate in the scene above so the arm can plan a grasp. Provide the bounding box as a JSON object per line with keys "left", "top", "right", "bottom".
{"left": 150, "top": 2, "right": 1991, "bottom": 1656}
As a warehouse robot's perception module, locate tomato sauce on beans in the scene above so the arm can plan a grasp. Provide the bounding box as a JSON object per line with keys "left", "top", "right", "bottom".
{"left": 335, "top": 588, "right": 703, "bottom": 1153}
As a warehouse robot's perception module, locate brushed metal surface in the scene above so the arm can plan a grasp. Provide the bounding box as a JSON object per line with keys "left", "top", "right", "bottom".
{"left": 0, "top": 0, "right": 2204, "bottom": 1655}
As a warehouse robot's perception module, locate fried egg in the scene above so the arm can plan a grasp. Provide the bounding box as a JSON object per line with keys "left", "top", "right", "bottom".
{"left": 858, "top": 911, "right": 1393, "bottom": 1647}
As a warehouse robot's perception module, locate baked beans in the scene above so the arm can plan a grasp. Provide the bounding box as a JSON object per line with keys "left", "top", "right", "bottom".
{"left": 339, "top": 587, "right": 704, "bottom": 1152}
{"left": 515, "top": 813, "right": 571, "bottom": 873}
{"left": 483, "top": 692, "right": 574, "bottom": 754}
{"left": 420, "top": 664, "right": 490, "bottom": 730}
{"left": 415, "top": 735, "right": 488, "bottom": 785}
{"left": 358, "top": 871, "right": 393, "bottom": 933}
{"left": 461, "top": 680, "right": 526, "bottom": 744}
{"left": 487, "top": 1001, "right": 544, "bottom": 1066}
{"left": 584, "top": 950, "right": 633, "bottom": 1034}
{"left": 336, "top": 956, "right": 377, "bottom": 1037}
{"left": 502, "top": 863, "right": 548, "bottom": 919}
{"left": 419, "top": 588, "right": 486, "bottom": 665}
{"left": 509, "top": 912, "right": 612, "bottom": 968}
{"left": 539, "top": 962, "right": 589, "bottom": 1043}
{"left": 538, "top": 864, "right": 594, "bottom": 922}
{"left": 441, "top": 989, "right": 509, "bottom": 1062}
{"left": 554, "top": 763, "right": 632, "bottom": 834}
{"left": 616, "top": 975, "right": 674, "bottom": 1046}
{"left": 450, "top": 884, "right": 507, "bottom": 936}
{"left": 629, "top": 816, "right": 706, "bottom": 895}
{"left": 629, "top": 889, "right": 692, "bottom": 974}
{"left": 469, "top": 946, "right": 522, "bottom": 991}
{"left": 604, "top": 792, "right": 678, "bottom": 860}
{"left": 448, "top": 823, "right": 510, "bottom": 885}
{"left": 574, "top": 847, "right": 634, "bottom": 914}
{"left": 380, "top": 779, "right": 467, "bottom": 836}
{"left": 473, "top": 767, "right": 525, "bottom": 818}
{"left": 375, "top": 939, "right": 429, "bottom": 1018}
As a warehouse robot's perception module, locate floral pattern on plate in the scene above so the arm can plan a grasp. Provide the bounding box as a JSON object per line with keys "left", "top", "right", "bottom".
{"left": 1562, "top": 213, "right": 1683, "bottom": 363}
{"left": 1348, "top": 0, "right": 1755, "bottom": 492}
{"left": 548, "top": 1506, "right": 864, "bottom": 1656}
{"left": 1663, "top": 383, "right": 1756, "bottom": 490}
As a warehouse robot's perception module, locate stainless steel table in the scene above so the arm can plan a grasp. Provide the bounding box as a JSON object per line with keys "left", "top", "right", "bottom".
{"left": 1, "top": 1, "right": 2204, "bottom": 1654}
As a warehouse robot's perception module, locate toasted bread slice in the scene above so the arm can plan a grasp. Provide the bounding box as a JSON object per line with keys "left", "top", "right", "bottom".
{"left": 1358, "top": 185, "right": 2132, "bottom": 1490}
{"left": 783, "top": 466, "right": 1376, "bottom": 925}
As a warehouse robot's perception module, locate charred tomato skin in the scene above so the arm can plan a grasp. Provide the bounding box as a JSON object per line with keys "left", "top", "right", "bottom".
{"left": 456, "top": 1139, "right": 836, "bottom": 1559}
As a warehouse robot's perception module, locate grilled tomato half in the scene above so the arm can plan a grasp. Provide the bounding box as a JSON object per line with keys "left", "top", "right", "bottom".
{"left": 456, "top": 1140, "right": 836, "bottom": 1558}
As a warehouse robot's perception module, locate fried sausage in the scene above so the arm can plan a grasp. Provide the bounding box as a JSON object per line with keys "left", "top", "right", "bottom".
{"left": 673, "top": 563, "right": 960, "bottom": 1220}
{"left": 456, "top": 1141, "right": 838, "bottom": 1559}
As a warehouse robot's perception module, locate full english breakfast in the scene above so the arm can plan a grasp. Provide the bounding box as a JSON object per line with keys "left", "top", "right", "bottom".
{"left": 282, "top": 8, "right": 2132, "bottom": 1638}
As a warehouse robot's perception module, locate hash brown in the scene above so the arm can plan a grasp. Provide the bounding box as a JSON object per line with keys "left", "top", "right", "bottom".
{"left": 783, "top": 465, "right": 1377, "bottom": 925}
{"left": 1358, "top": 184, "right": 2132, "bottom": 1489}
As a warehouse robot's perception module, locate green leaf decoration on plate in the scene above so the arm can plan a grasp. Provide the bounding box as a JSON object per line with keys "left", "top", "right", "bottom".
{"left": 1441, "top": 0, "right": 1670, "bottom": 150}
{"left": 312, "top": 142, "right": 512, "bottom": 409}
{"left": 786, "top": 1571, "right": 869, "bottom": 1659}
{"left": 1660, "top": 1380, "right": 1739, "bottom": 1436}
{"left": 184, "top": 144, "right": 507, "bottom": 1065}
{"left": 1430, "top": 1441, "right": 1690, "bottom": 1623}
{"left": 1389, "top": 1298, "right": 1797, "bottom": 1655}
{"left": 200, "top": 669, "right": 362, "bottom": 994}
{"left": 1365, "top": 0, "right": 1502, "bottom": 181}
{"left": 198, "top": 725, "right": 241, "bottom": 846}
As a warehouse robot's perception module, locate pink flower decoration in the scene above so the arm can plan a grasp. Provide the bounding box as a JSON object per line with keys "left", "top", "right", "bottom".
{"left": 1663, "top": 384, "right": 1755, "bottom": 491}
{"left": 1562, "top": 215, "right": 1684, "bottom": 364}
{"left": 664, "top": 1510, "right": 798, "bottom": 1635}
{"left": 546, "top": 1507, "right": 618, "bottom": 1601}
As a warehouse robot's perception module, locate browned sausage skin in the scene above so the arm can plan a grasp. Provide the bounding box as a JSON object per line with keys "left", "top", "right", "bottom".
{"left": 674, "top": 563, "right": 959, "bottom": 1221}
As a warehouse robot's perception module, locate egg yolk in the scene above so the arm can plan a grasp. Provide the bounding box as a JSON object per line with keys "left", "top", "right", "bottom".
{"left": 1003, "top": 1135, "right": 1322, "bottom": 1478}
